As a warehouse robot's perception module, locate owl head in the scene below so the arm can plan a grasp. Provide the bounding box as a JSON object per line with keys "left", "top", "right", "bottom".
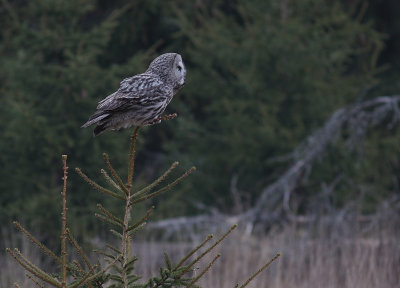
{"left": 146, "top": 53, "right": 186, "bottom": 87}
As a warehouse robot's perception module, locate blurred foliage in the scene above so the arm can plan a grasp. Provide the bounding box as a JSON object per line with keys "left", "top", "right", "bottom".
{"left": 166, "top": 0, "right": 394, "bottom": 213}
{"left": 0, "top": 0, "right": 171, "bottom": 245}
{"left": 0, "top": 0, "right": 399, "bottom": 244}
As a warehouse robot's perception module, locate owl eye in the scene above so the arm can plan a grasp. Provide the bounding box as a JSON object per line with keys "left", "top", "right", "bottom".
{"left": 177, "top": 65, "right": 182, "bottom": 72}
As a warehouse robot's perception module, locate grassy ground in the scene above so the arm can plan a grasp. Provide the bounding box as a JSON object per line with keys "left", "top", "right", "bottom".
{"left": 2, "top": 214, "right": 399, "bottom": 287}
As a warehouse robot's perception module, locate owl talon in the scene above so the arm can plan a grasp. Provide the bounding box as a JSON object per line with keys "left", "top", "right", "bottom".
{"left": 148, "top": 113, "right": 178, "bottom": 125}
{"left": 162, "top": 113, "right": 178, "bottom": 121}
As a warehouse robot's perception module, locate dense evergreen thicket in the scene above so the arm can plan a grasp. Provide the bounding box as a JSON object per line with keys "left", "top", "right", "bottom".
{"left": 1, "top": 0, "right": 399, "bottom": 240}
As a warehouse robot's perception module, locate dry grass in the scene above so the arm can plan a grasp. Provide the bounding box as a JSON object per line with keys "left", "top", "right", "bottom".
{"left": 2, "top": 215, "right": 399, "bottom": 288}
{"left": 132, "top": 220, "right": 399, "bottom": 288}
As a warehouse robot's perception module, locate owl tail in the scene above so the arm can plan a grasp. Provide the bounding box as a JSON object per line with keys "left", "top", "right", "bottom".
{"left": 93, "top": 124, "right": 107, "bottom": 137}
{"left": 81, "top": 110, "right": 110, "bottom": 137}
{"left": 82, "top": 111, "right": 108, "bottom": 127}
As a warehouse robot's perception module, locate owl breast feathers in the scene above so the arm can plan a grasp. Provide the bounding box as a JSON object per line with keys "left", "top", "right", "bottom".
{"left": 82, "top": 53, "right": 186, "bottom": 136}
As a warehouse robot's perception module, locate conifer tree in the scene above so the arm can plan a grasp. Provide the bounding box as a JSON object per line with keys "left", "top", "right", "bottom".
{"left": 7, "top": 118, "right": 280, "bottom": 287}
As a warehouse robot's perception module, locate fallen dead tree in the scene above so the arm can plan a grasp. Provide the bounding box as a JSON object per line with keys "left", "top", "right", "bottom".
{"left": 148, "top": 95, "right": 400, "bottom": 236}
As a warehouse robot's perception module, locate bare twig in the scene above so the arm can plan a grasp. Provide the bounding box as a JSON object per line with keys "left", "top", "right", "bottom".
{"left": 127, "top": 126, "right": 140, "bottom": 189}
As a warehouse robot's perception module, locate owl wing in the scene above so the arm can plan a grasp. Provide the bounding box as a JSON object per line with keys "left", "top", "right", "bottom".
{"left": 96, "top": 73, "right": 165, "bottom": 111}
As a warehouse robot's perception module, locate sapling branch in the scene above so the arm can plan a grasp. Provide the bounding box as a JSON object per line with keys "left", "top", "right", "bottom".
{"left": 106, "top": 243, "right": 122, "bottom": 254}
{"left": 110, "top": 229, "right": 123, "bottom": 239}
{"left": 127, "top": 126, "right": 140, "bottom": 189}
{"left": 26, "top": 273, "right": 45, "bottom": 288}
{"left": 187, "top": 253, "right": 221, "bottom": 288}
{"left": 97, "top": 203, "right": 124, "bottom": 225}
{"left": 132, "top": 161, "right": 179, "bottom": 198}
{"left": 76, "top": 168, "right": 124, "bottom": 200}
{"left": 180, "top": 224, "right": 237, "bottom": 276}
{"left": 61, "top": 155, "right": 68, "bottom": 288}
{"left": 6, "top": 248, "right": 61, "bottom": 287}
{"left": 94, "top": 250, "right": 117, "bottom": 262}
{"left": 101, "top": 168, "right": 123, "bottom": 192}
{"left": 238, "top": 253, "right": 281, "bottom": 288}
{"left": 127, "top": 222, "right": 146, "bottom": 236}
{"left": 72, "top": 260, "right": 96, "bottom": 288}
{"left": 164, "top": 252, "right": 172, "bottom": 270}
{"left": 130, "top": 167, "right": 196, "bottom": 205}
{"left": 126, "top": 206, "right": 154, "bottom": 232}
{"left": 73, "top": 260, "right": 86, "bottom": 276}
{"left": 69, "top": 255, "right": 121, "bottom": 288}
{"left": 66, "top": 228, "right": 94, "bottom": 274}
{"left": 174, "top": 234, "right": 214, "bottom": 270}
{"left": 103, "top": 153, "right": 130, "bottom": 195}
{"left": 13, "top": 221, "right": 61, "bottom": 264}
{"left": 95, "top": 213, "right": 124, "bottom": 227}
{"left": 121, "top": 188, "right": 132, "bottom": 288}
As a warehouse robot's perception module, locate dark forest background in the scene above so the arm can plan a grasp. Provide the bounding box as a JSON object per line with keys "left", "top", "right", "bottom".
{"left": 1, "top": 0, "right": 399, "bottom": 245}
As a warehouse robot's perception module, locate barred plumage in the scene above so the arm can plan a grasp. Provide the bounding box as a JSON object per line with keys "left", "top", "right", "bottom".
{"left": 82, "top": 53, "right": 186, "bottom": 136}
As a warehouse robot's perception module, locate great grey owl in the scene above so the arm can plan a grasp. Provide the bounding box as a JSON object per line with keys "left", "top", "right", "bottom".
{"left": 82, "top": 53, "right": 186, "bottom": 136}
